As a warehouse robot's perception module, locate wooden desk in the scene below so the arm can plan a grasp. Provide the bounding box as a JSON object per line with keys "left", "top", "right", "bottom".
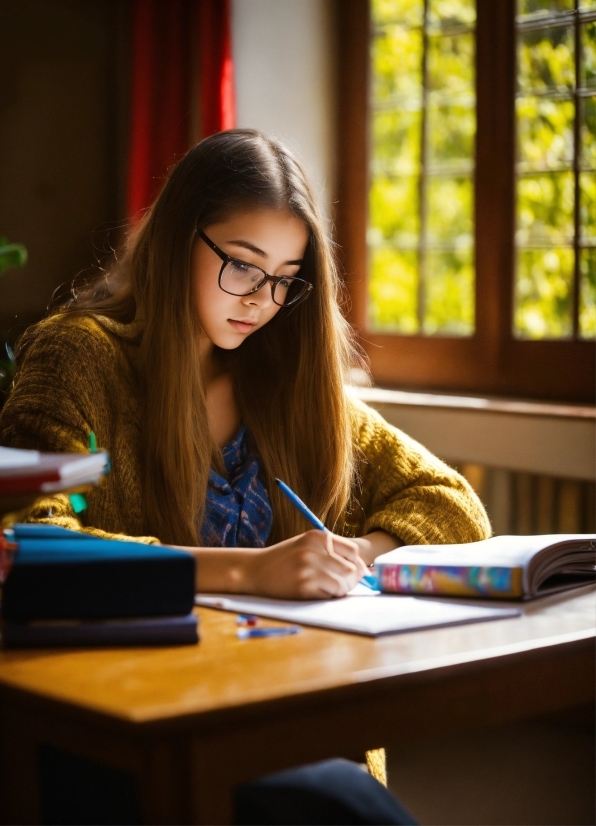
{"left": 0, "top": 586, "right": 594, "bottom": 824}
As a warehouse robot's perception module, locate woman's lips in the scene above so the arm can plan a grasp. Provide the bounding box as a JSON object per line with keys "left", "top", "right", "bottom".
{"left": 227, "top": 319, "right": 257, "bottom": 333}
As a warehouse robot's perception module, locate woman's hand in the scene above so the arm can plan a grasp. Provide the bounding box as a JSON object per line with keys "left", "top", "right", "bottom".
{"left": 190, "top": 530, "right": 367, "bottom": 600}
{"left": 241, "top": 530, "right": 368, "bottom": 599}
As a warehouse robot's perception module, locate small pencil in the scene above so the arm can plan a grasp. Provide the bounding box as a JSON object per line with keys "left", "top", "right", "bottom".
{"left": 237, "top": 626, "right": 301, "bottom": 639}
{"left": 274, "top": 478, "right": 379, "bottom": 590}
{"left": 236, "top": 614, "right": 259, "bottom": 626}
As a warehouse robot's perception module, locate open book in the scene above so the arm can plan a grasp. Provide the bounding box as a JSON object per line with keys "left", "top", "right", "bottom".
{"left": 374, "top": 534, "right": 596, "bottom": 600}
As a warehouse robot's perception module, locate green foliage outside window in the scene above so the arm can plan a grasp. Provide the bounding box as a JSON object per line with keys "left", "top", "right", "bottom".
{"left": 515, "top": 0, "right": 596, "bottom": 339}
{"left": 369, "top": 0, "right": 476, "bottom": 336}
{"left": 370, "top": 0, "right": 596, "bottom": 341}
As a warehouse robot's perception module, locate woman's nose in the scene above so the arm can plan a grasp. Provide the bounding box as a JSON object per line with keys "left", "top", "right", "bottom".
{"left": 242, "top": 282, "right": 275, "bottom": 308}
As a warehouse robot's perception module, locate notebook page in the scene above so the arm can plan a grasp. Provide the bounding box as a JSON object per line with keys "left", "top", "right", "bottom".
{"left": 195, "top": 592, "right": 520, "bottom": 636}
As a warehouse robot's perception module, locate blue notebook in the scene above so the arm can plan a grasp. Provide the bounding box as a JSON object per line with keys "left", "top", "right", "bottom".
{"left": 2, "top": 524, "right": 196, "bottom": 622}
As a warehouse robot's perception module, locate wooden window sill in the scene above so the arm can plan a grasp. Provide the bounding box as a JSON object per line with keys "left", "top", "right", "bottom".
{"left": 349, "top": 385, "right": 595, "bottom": 480}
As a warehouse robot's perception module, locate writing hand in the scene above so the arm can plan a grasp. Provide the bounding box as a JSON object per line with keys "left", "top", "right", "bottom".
{"left": 241, "top": 529, "right": 365, "bottom": 600}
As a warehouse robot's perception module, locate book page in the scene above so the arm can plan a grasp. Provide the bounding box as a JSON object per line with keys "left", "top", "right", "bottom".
{"left": 374, "top": 535, "right": 595, "bottom": 571}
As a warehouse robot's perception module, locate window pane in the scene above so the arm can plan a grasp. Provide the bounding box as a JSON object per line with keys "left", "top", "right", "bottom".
{"left": 518, "top": 0, "right": 574, "bottom": 14}
{"left": 517, "top": 96, "right": 574, "bottom": 171}
{"left": 580, "top": 248, "right": 596, "bottom": 338}
{"left": 428, "top": 32, "right": 475, "bottom": 95}
{"left": 427, "top": 177, "right": 473, "bottom": 243}
{"left": 370, "top": 175, "right": 420, "bottom": 243}
{"left": 515, "top": 247, "right": 574, "bottom": 338}
{"left": 518, "top": 26, "right": 575, "bottom": 94}
{"left": 373, "top": 25, "right": 423, "bottom": 105}
{"left": 427, "top": 104, "right": 475, "bottom": 168}
{"left": 580, "top": 96, "right": 596, "bottom": 169}
{"left": 424, "top": 250, "right": 474, "bottom": 334}
{"left": 517, "top": 171, "right": 574, "bottom": 246}
{"left": 372, "top": 110, "right": 421, "bottom": 175}
{"left": 373, "top": 0, "right": 423, "bottom": 27}
{"left": 428, "top": 0, "right": 476, "bottom": 26}
{"left": 581, "top": 22, "right": 596, "bottom": 89}
{"left": 369, "top": 248, "right": 419, "bottom": 332}
{"left": 580, "top": 172, "right": 596, "bottom": 241}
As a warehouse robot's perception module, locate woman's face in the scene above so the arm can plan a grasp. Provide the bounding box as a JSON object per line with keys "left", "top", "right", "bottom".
{"left": 192, "top": 208, "right": 309, "bottom": 352}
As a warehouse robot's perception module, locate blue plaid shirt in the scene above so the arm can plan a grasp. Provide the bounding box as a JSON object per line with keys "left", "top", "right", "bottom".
{"left": 200, "top": 426, "right": 273, "bottom": 548}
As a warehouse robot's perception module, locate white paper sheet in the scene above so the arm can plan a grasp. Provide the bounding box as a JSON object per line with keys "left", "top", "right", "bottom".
{"left": 195, "top": 591, "right": 520, "bottom": 636}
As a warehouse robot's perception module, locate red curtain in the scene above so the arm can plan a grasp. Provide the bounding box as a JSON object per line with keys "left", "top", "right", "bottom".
{"left": 127, "top": 0, "right": 236, "bottom": 219}
{"left": 198, "top": 0, "right": 236, "bottom": 137}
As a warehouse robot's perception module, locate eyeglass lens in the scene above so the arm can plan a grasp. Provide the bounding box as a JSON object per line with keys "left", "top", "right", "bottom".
{"left": 221, "top": 260, "right": 309, "bottom": 306}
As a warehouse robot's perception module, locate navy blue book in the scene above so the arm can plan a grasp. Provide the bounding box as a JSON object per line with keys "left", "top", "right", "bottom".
{"left": 2, "top": 612, "right": 199, "bottom": 648}
{"left": 1, "top": 524, "right": 196, "bottom": 622}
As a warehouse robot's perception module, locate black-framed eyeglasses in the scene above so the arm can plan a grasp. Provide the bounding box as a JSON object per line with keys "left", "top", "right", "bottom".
{"left": 198, "top": 230, "right": 313, "bottom": 307}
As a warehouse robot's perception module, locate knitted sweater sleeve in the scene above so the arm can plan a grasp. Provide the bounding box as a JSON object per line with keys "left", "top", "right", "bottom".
{"left": 349, "top": 397, "right": 491, "bottom": 545}
{"left": 0, "top": 316, "right": 159, "bottom": 544}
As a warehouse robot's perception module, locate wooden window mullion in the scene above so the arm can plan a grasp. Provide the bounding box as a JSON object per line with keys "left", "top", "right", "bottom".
{"left": 418, "top": 0, "right": 430, "bottom": 332}
{"left": 474, "top": 0, "right": 516, "bottom": 370}
{"left": 573, "top": 0, "right": 581, "bottom": 339}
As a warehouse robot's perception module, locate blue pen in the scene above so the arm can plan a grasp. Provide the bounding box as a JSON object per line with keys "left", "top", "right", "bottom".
{"left": 237, "top": 626, "right": 301, "bottom": 639}
{"left": 274, "top": 478, "right": 378, "bottom": 590}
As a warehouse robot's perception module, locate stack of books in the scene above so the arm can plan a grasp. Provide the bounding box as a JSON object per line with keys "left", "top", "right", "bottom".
{"left": 0, "top": 445, "right": 110, "bottom": 517}
{"left": 1, "top": 523, "right": 198, "bottom": 647}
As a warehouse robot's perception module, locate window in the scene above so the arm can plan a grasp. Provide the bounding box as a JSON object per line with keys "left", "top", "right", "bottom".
{"left": 335, "top": 0, "right": 595, "bottom": 402}
{"left": 515, "top": 1, "right": 596, "bottom": 340}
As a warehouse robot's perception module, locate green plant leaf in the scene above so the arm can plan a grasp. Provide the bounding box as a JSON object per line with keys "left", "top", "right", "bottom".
{"left": 0, "top": 243, "right": 28, "bottom": 275}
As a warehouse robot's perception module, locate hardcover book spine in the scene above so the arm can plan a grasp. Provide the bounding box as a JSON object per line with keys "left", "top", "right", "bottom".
{"left": 375, "top": 564, "right": 524, "bottom": 598}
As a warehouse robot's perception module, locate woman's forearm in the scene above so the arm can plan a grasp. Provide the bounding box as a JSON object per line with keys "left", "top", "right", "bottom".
{"left": 353, "top": 530, "right": 403, "bottom": 567}
{"left": 178, "top": 530, "right": 366, "bottom": 599}
{"left": 185, "top": 548, "right": 258, "bottom": 593}
{"left": 181, "top": 532, "right": 402, "bottom": 595}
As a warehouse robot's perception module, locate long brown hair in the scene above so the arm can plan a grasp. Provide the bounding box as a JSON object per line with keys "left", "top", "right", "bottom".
{"left": 60, "top": 129, "right": 363, "bottom": 546}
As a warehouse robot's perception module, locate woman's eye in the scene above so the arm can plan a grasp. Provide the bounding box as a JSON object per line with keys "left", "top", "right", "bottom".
{"left": 278, "top": 277, "right": 292, "bottom": 289}
{"left": 231, "top": 261, "right": 252, "bottom": 275}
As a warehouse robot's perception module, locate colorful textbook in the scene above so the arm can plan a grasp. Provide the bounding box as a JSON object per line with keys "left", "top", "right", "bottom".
{"left": 374, "top": 534, "right": 596, "bottom": 600}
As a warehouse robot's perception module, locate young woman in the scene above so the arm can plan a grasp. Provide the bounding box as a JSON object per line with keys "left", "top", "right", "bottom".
{"left": 0, "top": 129, "right": 490, "bottom": 599}
{"left": 0, "top": 129, "right": 490, "bottom": 804}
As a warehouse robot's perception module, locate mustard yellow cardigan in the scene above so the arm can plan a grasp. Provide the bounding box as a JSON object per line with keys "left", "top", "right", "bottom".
{"left": 0, "top": 314, "right": 490, "bottom": 546}
{"left": 0, "top": 314, "right": 491, "bottom": 783}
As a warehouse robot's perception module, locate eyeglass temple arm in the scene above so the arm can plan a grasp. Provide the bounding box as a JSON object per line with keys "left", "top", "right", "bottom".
{"left": 198, "top": 230, "right": 227, "bottom": 262}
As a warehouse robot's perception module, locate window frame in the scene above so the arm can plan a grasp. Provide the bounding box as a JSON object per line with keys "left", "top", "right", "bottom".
{"left": 334, "top": 0, "right": 595, "bottom": 404}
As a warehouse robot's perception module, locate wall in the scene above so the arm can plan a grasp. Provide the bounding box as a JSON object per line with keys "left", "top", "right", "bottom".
{"left": 231, "top": 0, "right": 337, "bottom": 218}
{"left": 0, "top": 0, "right": 337, "bottom": 340}
{"left": 0, "top": 0, "right": 130, "bottom": 339}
